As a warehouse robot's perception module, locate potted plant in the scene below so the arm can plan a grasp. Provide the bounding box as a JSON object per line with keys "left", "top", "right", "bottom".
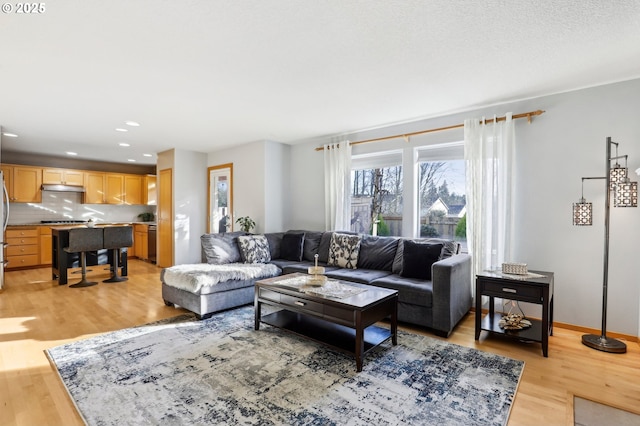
{"left": 235, "top": 216, "right": 255, "bottom": 233}
{"left": 138, "top": 212, "right": 154, "bottom": 222}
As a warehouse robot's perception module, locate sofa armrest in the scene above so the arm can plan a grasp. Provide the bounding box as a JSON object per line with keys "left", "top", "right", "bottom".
{"left": 431, "top": 254, "right": 472, "bottom": 336}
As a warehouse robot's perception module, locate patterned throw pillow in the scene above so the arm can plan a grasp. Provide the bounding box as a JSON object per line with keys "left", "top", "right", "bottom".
{"left": 237, "top": 235, "right": 271, "bottom": 264}
{"left": 328, "top": 233, "right": 362, "bottom": 269}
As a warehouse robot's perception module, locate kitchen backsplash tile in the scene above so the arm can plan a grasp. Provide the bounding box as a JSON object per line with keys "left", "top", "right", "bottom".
{"left": 7, "top": 192, "right": 155, "bottom": 224}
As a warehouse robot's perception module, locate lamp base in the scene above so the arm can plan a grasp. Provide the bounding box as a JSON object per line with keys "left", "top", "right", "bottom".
{"left": 581, "top": 334, "right": 626, "bottom": 353}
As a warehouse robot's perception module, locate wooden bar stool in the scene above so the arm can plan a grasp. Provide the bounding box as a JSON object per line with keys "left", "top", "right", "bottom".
{"left": 64, "top": 228, "right": 104, "bottom": 288}
{"left": 103, "top": 226, "right": 133, "bottom": 283}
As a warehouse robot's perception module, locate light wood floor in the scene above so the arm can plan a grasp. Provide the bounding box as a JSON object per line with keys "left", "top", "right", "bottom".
{"left": 1, "top": 261, "right": 639, "bottom": 426}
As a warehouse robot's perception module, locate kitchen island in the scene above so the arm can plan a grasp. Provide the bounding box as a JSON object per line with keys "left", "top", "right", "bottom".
{"left": 51, "top": 226, "right": 131, "bottom": 285}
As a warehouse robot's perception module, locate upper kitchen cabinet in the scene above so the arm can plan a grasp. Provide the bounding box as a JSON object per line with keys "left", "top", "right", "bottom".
{"left": 84, "top": 172, "right": 106, "bottom": 204}
{"left": 85, "top": 172, "right": 149, "bottom": 205}
{"left": 144, "top": 175, "right": 157, "bottom": 205}
{"left": 1, "top": 164, "right": 42, "bottom": 203}
{"left": 42, "top": 168, "right": 84, "bottom": 186}
{"left": 106, "top": 174, "right": 125, "bottom": 204}
{"left": 124, "top": 174, "right": 143, "bottom": 205}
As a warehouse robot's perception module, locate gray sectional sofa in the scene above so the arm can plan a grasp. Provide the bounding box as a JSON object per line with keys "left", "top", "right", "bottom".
{"left": 161, "top": 230, "right": 472, "bottom": 337}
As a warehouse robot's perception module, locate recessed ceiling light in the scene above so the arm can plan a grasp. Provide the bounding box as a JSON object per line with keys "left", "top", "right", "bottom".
{"left": 115, "top": 128, "right": 128, "bottom": 132}
{"left": 66, "top": 152, "right": 78, "bottom": 156}
{"left": 127, "top": 159, "right": 136, "bottom": 162}
{"left": 125, "top": 121, "right": 140, "bottom": 127}
{"left": 2, "top": 132, "right": 18, "bottom": 138}
{"left": 143, "top": 153, "right": 153, "bottom": 157}
{"left": 119, "top": 142, "right": 130, "bottom": 147}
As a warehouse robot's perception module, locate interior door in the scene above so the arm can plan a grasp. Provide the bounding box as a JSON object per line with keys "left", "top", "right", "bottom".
{"left": 207, "top": 163, "right": 233, "bottom": 233}
{"left": 158, "top": 168, "right": 173, "bottom": 267}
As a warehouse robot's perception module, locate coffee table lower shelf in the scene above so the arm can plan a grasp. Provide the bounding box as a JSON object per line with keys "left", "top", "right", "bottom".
{"left": 260, "top": 310, "right": 393, "bottom": 361}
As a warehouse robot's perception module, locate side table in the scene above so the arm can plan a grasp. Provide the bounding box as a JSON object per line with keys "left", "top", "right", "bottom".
{"left": 475, "top": 270, "right": 554, "bottom": 357}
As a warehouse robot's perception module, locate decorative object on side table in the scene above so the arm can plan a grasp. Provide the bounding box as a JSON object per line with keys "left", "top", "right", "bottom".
{"left": 235, "top": 216, "right": 255, "bottom": 233}
{"left": 502, "top": 262, "right": 528, "bottom": 275}
{"left": 572, "top": 137, "right": 638, "bottom": 354}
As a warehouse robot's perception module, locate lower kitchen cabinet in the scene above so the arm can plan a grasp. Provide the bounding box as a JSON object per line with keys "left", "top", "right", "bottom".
{"left": 6, "top": 227, "right": 39, "bottom": 269}
{"left": 39, "top": 227, "right": 53, "bottom": 265}
{"left": 134, "top": 224, "right": 149, "bottom": 260}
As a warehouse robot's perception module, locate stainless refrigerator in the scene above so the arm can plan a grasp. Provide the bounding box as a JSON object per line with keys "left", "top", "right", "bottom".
{"left": 1, "top": 171, "right": 8, "bottom": 289}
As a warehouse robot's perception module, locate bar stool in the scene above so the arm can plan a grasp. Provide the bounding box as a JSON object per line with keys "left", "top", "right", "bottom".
{"left": 103, "top": 226, "right": 133, "bottom": 283}
{"left": 64, "top": 228, "right": 104, "bottom": 288}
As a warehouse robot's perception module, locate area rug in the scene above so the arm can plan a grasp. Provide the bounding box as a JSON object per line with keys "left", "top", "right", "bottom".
{"left": 46, "top": 306, "right": 524, "bottom": 426}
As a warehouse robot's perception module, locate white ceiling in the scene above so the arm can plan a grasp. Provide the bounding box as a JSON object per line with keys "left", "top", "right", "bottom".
{"left": 1, "top": 0, "right": 640, "bottom": 165}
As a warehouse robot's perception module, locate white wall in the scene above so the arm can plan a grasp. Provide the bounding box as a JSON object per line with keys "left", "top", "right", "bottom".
{"left": 263, "top": 140, "right": 290, "bottom": 232}
{"left": 173, "top": 149, "right": 208, "bottom": 264}
{"left": 157, "top": 148, "right": 208, "bottom": 265}
{"left": 207, "top": 141, "right": 282, "bottom": 232}
{"left": 287, "top": 79, "right": 640, "bottom": 336}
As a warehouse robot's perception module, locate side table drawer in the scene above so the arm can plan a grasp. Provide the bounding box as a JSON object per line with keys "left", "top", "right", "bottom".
{"left": 483, "top": 280, "right": 542, "bottom": 300}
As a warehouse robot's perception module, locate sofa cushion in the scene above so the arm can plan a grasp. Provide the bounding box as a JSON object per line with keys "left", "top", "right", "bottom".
{"left": 201, "top": 232, "right": 246, "bottom": 264}
{"left": 302, "top": 231, "right": 323, "bottom": 262}
{"left": 237, "top": 235, "right": 271, "bottom": 264}
{"left": 317, "top": 232, "right": 333, "bottom": 263}
{"left": 392, "top": 238, "right": 458, "bottom": 274}
{"left": 370, "top": 274, "right": 434, "bottom": 308}
{"left": 264, "top": 232, "right": 284, "bottom": 260}
{"left": 400, "top": 240, "right": 443, "bottom": 280}
{"left": 324, "top": 268, "right": 392, "bottom": 285}
{"left": 328, "top": 233, "right": 362, "bottom": 269}
{"left": 357, "top": 236, "right": 399, "bottom": 272}
{"left": 280, "top": 232, "right": 305, "bottom": 261}
{"left": 280, "top": 261, "right": 340, "bottom": 276}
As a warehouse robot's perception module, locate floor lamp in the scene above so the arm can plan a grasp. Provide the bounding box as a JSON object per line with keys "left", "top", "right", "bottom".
{"left": 572, "top": 137, "right": 638, "bottom": 354}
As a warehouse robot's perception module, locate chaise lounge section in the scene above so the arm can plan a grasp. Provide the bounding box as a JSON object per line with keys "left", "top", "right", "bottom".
{"left": 161, "top": 230, "right": 472, "bottom": 336}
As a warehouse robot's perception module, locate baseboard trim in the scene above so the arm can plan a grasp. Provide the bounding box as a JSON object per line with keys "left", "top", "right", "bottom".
{"left": 470, "top": 308, "right": 638, "bottom": 343}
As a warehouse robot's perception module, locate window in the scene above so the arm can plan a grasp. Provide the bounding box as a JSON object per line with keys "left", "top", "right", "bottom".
{"left": 417, "top": 142, "right": 467, "bottom": 251}
{"left": 350, "top": 151, "right": 403, "bottom": 236}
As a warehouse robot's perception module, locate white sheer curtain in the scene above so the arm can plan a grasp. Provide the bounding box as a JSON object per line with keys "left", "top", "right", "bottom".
{"left": 464, "top": 113, "right": 515, "bottom": 278}
{"left": 324, "top": 140, "right": 352, "bottom": 231}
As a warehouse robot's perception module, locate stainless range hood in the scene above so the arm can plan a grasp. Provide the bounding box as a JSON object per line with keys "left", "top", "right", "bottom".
{"left": 41, "top": 184, "right": 86, "bottom": 193}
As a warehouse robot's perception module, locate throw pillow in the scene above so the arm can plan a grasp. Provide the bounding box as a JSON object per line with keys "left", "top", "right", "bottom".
{"left": 357, "top": 236, "right": 399, "bottom": 271}
{"left": 237, "top": 235, "right": 271, "bottom": 264}
{"left": 201, "top": 232, "right": 245, "bottom": 264}
{"left": 328, "top": 233, "right": 362, "bottom": 269}
{"left": 280, "top": 232, "right": 305, "bottom": 261}
{"left": 400, "top": 240, "right": 444, "bottom": 280}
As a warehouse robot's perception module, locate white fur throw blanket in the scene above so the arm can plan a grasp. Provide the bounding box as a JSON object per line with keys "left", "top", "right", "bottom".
{"left": 162, "top": 263, "right": 280, "bottom": 293}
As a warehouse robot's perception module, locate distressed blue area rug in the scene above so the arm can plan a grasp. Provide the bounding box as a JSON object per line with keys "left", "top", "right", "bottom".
{"left": 46, "top": 306, "right": 523, "bottom": 425}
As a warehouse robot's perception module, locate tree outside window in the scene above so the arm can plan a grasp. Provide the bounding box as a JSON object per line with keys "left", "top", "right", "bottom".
{"left": 350, "top": 166, "right": 403, "bottom": 236}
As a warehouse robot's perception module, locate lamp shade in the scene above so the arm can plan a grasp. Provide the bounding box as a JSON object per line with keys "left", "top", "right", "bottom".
{"left": 609, "top": 164, "right": 626, "bottom": 189}
{"left": 573, "top": 199, "right": 592, "bottom": 225}
{"left": 614, "top": 180, "right": 638, "bottom": 207}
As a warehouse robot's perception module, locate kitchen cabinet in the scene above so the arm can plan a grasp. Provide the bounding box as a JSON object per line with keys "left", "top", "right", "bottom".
{"left": 42, "top": 168, "right": 84, "bottom": 186}
{"left": 106, "top": 174, "right": 125, "bottom": 204}
{"left": 134, "top": 224, "right": 149, "bottom": 260}
{"left": 124, "top": 174, "right": 143, "bottom": 205}
{"left": 84, "top": 172, "right": 106, "bottom": 203}
{"left": 144, "top": 175, "right": 157, "bottom": 205}
{"left": 39, "top": 227, "right": 53, "bottom": 265}
{"left": 86, "top": 172, "right": 127, "bottom": 205}
{"left": 1, "top": 164, "right": 42, "bottom": 203}
{"left": 6, "top": 227, "right": 39, "bottom": 269}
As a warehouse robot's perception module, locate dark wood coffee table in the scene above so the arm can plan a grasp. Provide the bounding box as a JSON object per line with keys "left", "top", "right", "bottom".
{"left": 254, "top": 273, "right": 398, "bottom": 372}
